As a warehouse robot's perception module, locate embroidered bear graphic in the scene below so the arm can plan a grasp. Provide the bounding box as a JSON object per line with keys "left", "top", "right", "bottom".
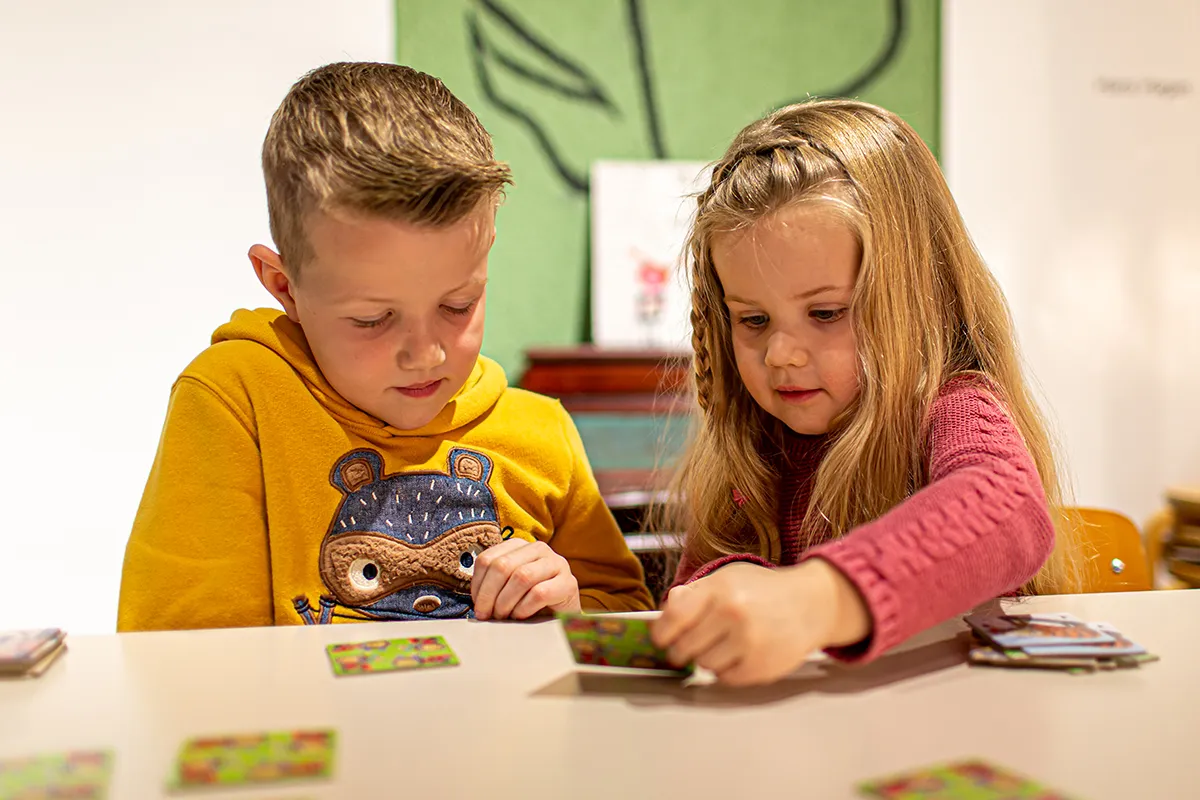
{"left": 293, "top": 448, "right": 507, "bottom": 624}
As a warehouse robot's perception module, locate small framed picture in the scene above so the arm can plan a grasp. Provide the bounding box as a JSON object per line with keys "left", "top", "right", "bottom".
{"left": 590, "top": 160, "right": 710, "bottom": 350}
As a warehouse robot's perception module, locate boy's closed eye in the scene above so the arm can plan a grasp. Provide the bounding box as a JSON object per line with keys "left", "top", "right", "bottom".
{"left": 347, "top": 298, "right": 480, "bottom": 328}
{"left": 441, "top": 300, "right": 478, "bottom": 317}
{"left": 351, "top": 312, "right": 392, "bottom": 329}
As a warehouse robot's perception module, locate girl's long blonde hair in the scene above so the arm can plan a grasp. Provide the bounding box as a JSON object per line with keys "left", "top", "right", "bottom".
{"left": 664, "top": 99, "right": 1078, "bottom": 594}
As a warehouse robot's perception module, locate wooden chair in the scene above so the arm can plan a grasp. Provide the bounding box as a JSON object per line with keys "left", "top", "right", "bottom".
{"left": 1063, "top": 507, "right": 1152, "bottom": 593}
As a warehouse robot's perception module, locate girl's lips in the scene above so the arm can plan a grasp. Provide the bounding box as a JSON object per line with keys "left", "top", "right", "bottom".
{"left": 394, "top": 379, "right": 443, "bottom": 398}
{"left": 776, "top": 387, "right": 821, "bottom": 403}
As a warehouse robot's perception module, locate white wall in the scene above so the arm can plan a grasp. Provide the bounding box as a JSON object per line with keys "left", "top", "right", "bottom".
{"left": 943, "top": 2, "right": 1200, "bottom": 528}
{"left": 0, "top": 1, "right": 394, "bottom": 633}
{"left": 5, "top": 2, "right": 1194, "bottom": 637}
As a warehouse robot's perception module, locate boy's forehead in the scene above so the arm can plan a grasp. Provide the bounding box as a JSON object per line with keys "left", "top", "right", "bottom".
{"left": 306, "top": 204, "right": 495, "bottom": 256}
{"left": 299, "top": 206, "right": 494, "bottom": 298}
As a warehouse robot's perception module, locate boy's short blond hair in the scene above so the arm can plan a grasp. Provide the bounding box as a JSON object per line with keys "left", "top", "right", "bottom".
{"left": 263, "top": 62, "right": 512, "bottom": 272}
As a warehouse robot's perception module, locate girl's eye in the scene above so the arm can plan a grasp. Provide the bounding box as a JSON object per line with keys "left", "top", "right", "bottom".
{"left": 737, "top": 313, "right": 768, "bottom": 330}
{"left": 351, "top": 312, "right": 392, "bottom": 328}
{"left": 442, "top": 301, "right": 477, "bottom": 317}
{"left": 810, "top": 308, "right": 848, "bottom": 323}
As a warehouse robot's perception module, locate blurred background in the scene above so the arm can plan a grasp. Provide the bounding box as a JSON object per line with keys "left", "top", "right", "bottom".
{"left": 1, "top": 0, "right": 1196, "bottom": 633}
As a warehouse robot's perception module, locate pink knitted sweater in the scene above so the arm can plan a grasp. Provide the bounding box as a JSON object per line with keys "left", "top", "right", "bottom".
{"left": 670, "top": 380, "right": 1056, "bottom": 662}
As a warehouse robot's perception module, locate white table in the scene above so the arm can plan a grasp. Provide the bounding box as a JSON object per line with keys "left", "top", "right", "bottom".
{"left": 2, "top": 591, "right": 1197, "bottom": 799}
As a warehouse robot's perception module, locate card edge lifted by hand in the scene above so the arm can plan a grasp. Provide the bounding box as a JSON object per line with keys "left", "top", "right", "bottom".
{"left": 556, "top": 612, "right": 692, "bottom": 676}
{"left": 325, "top": 635, "right": 460, "bottom": 676}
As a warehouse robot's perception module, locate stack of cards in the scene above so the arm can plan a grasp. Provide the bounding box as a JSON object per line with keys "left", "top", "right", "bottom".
{"left": 965, "top": 612, "right": 1159, "bottom": 674}
{"left": 169, "top": 729, "right": 335, "bottom": 791}
{"left": 0, "top": 628, "right": 66, "bottom": 679}
{"left": 557, "top": 613, "right": 692, "bottom": 676}
{"left": 859, "top": 758, "right": 1077, "bottom": 799}
{"left": 0, "top": 750, "right": 113, "bottom": 799}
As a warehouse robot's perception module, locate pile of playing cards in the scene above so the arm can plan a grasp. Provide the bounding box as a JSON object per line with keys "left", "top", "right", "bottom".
{"left": 965, "top": 612, "right": 1159, "bottom": 674}
{"left": 0, "top": 628, "right": 66, "bottom": 679}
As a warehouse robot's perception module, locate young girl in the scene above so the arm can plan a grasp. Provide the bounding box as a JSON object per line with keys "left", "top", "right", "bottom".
{"left": 650, "top": 99, "right": 1077, "bottom": 686}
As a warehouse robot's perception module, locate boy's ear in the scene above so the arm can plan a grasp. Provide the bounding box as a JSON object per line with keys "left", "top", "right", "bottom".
{"left": 248, "top": 244, "right": 300, "bottom": 322}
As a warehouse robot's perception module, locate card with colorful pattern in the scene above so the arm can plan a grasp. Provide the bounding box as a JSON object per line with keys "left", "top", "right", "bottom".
{"left": 0, "top": 749, "right": 112, "bottom": 799}
{"left": 325, "top": 636, "right": 459, "bottom": 676}
{"left": 170, "top": 730, "right": 334, "bottom": 790}
{"left": 557, "top": 613, "right": 691, "bottom": 675}
{"left": 859, "top": 758, "right": 1077, "bottom": 799}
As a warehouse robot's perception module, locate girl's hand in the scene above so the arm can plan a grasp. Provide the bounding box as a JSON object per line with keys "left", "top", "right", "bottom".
{"left": 471, "top": 539, "right": 581, "bottom": 621}
{"left": 651, "top": 559, "right": 871, "bottom": 685}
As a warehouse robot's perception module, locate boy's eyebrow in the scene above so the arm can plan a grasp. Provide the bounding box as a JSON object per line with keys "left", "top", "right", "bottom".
{"left": 446, "top": 277, "right": 488, "bottom": 294}
{"left": 724, "top": 285, "right": 845, "bottom": 304}
{"left": 334, "top": 278, "right": 489, "bottom": 306}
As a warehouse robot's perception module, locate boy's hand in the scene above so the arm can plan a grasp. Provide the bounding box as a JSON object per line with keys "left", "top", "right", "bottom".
{"left": 650, "top": 560, "right": 871, "bottom": 686}
{"left": 471, "top": 539, "right": 581, "bottom": 621}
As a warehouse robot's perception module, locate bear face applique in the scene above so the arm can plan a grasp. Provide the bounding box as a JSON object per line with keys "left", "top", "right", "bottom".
{"left": 294, "top": 448, "right": 507, "bottom": 623}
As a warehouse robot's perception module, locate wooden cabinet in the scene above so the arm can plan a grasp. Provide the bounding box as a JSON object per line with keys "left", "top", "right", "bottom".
{"left": 519, "top": 346, "right": 691, "bottom": 598}
{"left": 519, "top": 346, "right": 691, "bottom": 413}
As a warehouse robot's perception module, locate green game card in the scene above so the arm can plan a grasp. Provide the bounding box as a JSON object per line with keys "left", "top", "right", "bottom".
{"left": 170, "top": 729, "right": 334, "bottom": 790}
{"left": 325, "top": 636, "right": 459, "bottom": 676}
{"left": 859, "top": 759, "right": 1077, "bottom": 799}
{"left": 0, "top": 750, "right": 112, "bottom": 799}
{"left": 557, "top": 612, "right": 692, "bottom": 675}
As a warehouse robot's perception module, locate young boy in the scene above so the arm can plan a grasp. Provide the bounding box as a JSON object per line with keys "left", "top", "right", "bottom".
{"left": 118, "top": 63, "right": 653, "bottom": 631}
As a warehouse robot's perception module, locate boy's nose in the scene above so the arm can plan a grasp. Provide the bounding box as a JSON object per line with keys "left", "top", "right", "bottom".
{"left": 397, "top": 330, "right": 446, "bottom": 371}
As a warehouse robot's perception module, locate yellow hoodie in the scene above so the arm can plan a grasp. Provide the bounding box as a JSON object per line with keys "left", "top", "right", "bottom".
{"left": 118, "top": 309, "right": 652, "bottom": 631}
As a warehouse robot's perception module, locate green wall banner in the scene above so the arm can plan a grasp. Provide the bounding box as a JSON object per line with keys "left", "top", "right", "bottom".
{"left": 397, "top": 0, "right": 939, "bottom": 374}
